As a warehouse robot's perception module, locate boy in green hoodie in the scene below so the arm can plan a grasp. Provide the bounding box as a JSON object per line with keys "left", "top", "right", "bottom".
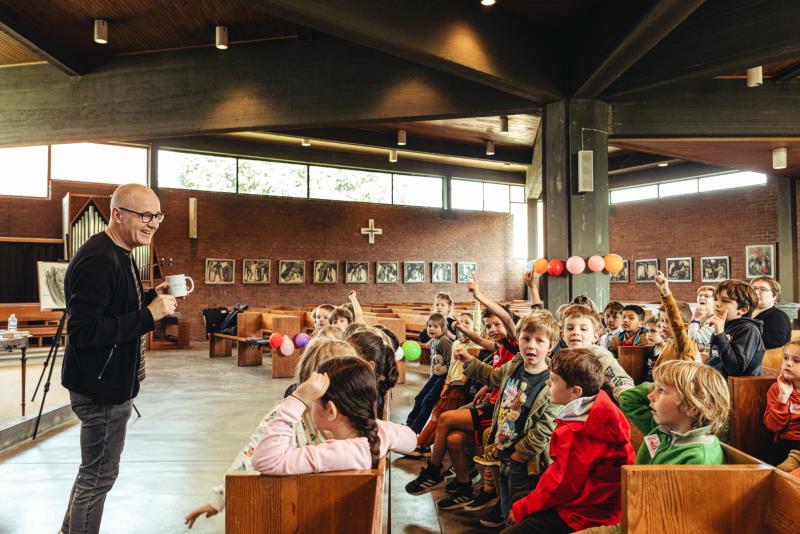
{"left": 618, "top": 360, "right": 730, "bottom": 465}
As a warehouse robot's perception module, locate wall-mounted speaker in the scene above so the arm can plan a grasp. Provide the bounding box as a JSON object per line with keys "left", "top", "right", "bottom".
{"left": 577, "top": 150, "right": 594, "bottom": 193}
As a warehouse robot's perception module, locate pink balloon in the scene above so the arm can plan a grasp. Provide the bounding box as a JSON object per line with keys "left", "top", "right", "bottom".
{"left": 279, "top": 336, "right": 295, "bottom": 357}
{"left": 587, "top": 255, "right": 605, "bottom": 272}
{"left": 566, "top": 256, "right": 585, "bottom": 275}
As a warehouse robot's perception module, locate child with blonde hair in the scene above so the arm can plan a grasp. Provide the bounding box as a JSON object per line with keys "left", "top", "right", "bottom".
{"left": 419, "top": 292, "right": 457, "bottom": 342}
{"left": 184, "top": 339, "right": 356, "bottom": 528}
{"left": 619, "top": 360, "right": 730, "bottom": 465}
{"left": 252, "top": 357, "right": 416, "bottom": 474}
{"left": 764, "top": 341, "right": 800, "bottom": 465}
{"left": 311, "top": 304, "right": 336, "bottom": 334}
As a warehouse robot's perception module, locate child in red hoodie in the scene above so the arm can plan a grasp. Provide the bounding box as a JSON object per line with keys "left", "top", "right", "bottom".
{"left": 504, "top": 348, "right": 635, "bottom": 533}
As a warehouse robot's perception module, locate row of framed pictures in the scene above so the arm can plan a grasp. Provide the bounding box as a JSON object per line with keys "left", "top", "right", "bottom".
{"left": 610, "top": 244, "right": 777, "bottom": 284}
{"left": 205, "top": 259, "right": 478, "bottom": 285}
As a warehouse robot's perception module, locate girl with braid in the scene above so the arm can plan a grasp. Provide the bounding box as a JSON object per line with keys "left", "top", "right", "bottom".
{"left": 346, "top": 329, "right": 400, "bottom": 417}
{"left": 252, "top": 357, "right": 416, "bottom": 475}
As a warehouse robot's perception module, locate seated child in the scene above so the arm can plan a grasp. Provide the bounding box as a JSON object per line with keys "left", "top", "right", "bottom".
{"left": 329, "top": 307, "right": 354, "bottom": 331}
{"left": 598, "top": 301, "right": 623, "bottom": 351}
{"left": 404, "top": 313, "right": 453, "bottom": 440}
{"left": 653, "top": 270, "right": 698, "bottom": 367}
{"left": 764, "top": 341, "right": 800, "bottom": 466}
{"left": 184, "top": 338, "right": 356, "bottom": 528}
{"left": 643, "top": 317, "right": 665, "bottom": 383}
{"left": 777, "top": 449, "right": 800, "bottom": 477}
{"left": 418, "top": 292, "right": 458, "bottom": 343}
{"left": 619, "top": 360, "right": 730, "bottom": 466}
{"left": 610, "top": 305, "right": 648, "bottom": 352}
{"left": 253, "top": 357, "right": 417, "bottom": 475}
{"left": 689, "top": 285, "right": 716, "bottom": 353}
{"left": 316, "top": 325, "right": 344, "bottom": 340}
{"left": 346, "top": 329, "right": 400, "bottom": 418}
{"left": 505, "top": 348, "right": 635, "bottom": 533}
{"left": 453, "top": 313, "right": 561, "bottom": 520}
{"left": 707, "top": 279, "right": 765, "bottom": 377}
{"left": 311, "top": 304, "right": 335, "bottom": 335}
{"left": 560, "top": 305, "right": 634, "bottom": 399}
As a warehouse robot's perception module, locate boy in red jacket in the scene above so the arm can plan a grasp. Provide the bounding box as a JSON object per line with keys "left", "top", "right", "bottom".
{"left": 504, "top": 348, "right": 635, "bottom": 533}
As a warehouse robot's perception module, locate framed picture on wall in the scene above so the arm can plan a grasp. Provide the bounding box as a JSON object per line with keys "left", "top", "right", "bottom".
{"left": 314, "top": 260, "right": 338, "bottom": 283}
{"left": 205, "top": 258, "right": 235, "bottom": 285}
{"left": 745, "top": 244, "right": 775, "bottom": 278}
{"left": 457, "top": 262, "right": 477, "bottom": 283}
{"left": 376, "top": 261, "right": 398, "bottom": 284}
{"left": 36, "top": 260, "right": 69, "bottom": 311}
{"left": 431, "top": 262, "right": 452, "bottom": 283}
{"left": 278, "top": 260, "right": 305, "bottom": 284}
{"left": 242, "top": 259, "right": 270, "bottom": 284}
{"left": 345, "top": 261, "right": 369, "bottom": 283}
{"left": 403, "top": 261, "right": 425, "bottom": 283}
{"left": 609, "top": 260, "right": 629, "bottom": 283}
{"left": 666, "top": 257, "right": 692, "bottom": 283}
{"left": 634, "top": 259, "right": 658, "bottom": 283}
{"left": 701, "top": 256, "right": 730, "bottom": 282}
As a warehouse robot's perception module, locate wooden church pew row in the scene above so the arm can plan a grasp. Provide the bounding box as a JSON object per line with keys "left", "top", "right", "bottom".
{"left": 727, "top": 374, "right": 776, "bottom": 462}
{"left": 618, "top": 346, "right": 650, "bottom": 385}
{"left": 762, "top": 346, "right": 784, "bottom": 371}
{"left": 622, "top": 446, "right": 800, "bottom": 533}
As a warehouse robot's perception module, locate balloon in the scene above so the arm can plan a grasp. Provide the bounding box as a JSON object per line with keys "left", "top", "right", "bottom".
{"left": 533, "top": 258, "right": 549, "bottom": 274}
{"left": 294, "top": 333, "right": 310, "bottom": 348}
{"left": 269, "top": 332, "right": 283, "bottom": 348}
{"left": 395, "top": 346, "right": 405, "bottom": 361}
{"left": 525, "top": 260, "right": 534, "bottom": 273}
{"left": 401, "top": 340, "right": 422, "bottom": 361}
{"left": 279, "top": 336, "right": 295, "bottom": 356}
{"left": 587, "top": 255, "right": 605, "bottom": 272}
{"left": 566, "top": 256, "right": 585, "bottom": 275}
{"left": 604, "top": 254, "right": 625, "bottom": 274}
{"left": 547, "top": 259, "right": 564, "bottom": 277}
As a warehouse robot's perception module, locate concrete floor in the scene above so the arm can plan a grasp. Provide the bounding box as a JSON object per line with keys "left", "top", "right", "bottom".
{"left": 0, "top": 346, "right": 498, "bottom": 534}
{"left": 0, "top": 349, "right": 70, "bottom": 426}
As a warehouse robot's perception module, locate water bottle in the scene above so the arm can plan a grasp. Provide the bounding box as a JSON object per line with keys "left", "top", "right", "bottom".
{"left": 8, "top": 314, "right": 17, "bottom": 333}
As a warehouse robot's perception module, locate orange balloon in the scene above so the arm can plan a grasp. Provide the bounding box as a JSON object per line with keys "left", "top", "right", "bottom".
{"left": 604, "top": 254, "right": 624, "bottom": 274}
{"left": 533, "top": 258, "right": 549, "bottom": 274}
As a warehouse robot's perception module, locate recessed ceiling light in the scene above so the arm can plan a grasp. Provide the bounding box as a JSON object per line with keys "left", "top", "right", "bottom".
{"left": 481, "top": 0, "right": 496, "bottom": 5}
{"left": 93, "top": 20, "right": 108, "bottom": 44}
{"left": 215, "top": 26, "right": 229, "bottom": 50}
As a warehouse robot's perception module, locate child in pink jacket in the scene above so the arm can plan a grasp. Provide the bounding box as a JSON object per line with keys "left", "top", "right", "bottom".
{"left": 253, "top": 357, "right": 416, "bottom": 474}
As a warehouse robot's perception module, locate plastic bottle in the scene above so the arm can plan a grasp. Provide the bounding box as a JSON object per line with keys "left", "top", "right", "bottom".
{"left": 8, "top": 314, "right": 17, "bottom": 332}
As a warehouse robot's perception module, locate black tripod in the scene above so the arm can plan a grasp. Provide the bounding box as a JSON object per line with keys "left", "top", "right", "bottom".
{"left": 31, "top": 312, "right": 141, "bottom": 440}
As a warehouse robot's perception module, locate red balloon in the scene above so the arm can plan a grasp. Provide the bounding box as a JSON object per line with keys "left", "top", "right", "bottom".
{"left": 269, "top": 332, "right": 284, "bottom": 348}
{"left": 547, "top": 259, "right": 564, "bottom": 276}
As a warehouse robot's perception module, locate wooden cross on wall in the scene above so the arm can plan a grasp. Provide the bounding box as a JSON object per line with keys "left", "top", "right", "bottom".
{"left": 360, "top": 219, "right": 383, "bottom": 244}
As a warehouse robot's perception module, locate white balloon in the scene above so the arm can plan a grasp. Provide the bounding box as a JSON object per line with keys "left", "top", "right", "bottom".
{"left": 395, "top": 347, "right": 404, "bottom": 361}
{"left": 279, "top": 337, "right": 295, "bottom": 356}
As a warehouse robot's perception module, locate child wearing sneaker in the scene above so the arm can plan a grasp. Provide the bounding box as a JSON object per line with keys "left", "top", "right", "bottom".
{"left": 458, "top": 312, "right": 561, "bottom": 521}
{"left": 505, "top": 348, "right": 635, "bottom": 533}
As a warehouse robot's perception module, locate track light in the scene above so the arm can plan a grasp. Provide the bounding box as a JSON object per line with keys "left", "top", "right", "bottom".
{"left": 215, "top": 26, "right": 228, "bottom": 50}
{"left": 301, "top": 138, "right": 311, "bottom": 147}
{"left": 746, "top": 66, "right": 763, "bottom": 87}
{"left": 500, "top": 116, "right": 509, "bottom": 133}
{"left": 93, "top": 20, "right": 108, "bottom": 44}
{"left": 773, "top": 147, "right": 788, "bottom": 170}
{"left": 481, "top": 0, "right": 496, "bottom": 5}
{"left": 397, "top": 130, "right": 407, "bottom": 146}
{"left": 389, "top": 149, "right": 398, "bottom": 163}
{"left": 486, "top": 140, "right": 495, "bottom": 156}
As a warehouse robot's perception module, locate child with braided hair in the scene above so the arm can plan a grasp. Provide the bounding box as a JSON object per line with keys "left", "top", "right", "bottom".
{"left": 252, "top": 357, "right": 416, "bottom": 474}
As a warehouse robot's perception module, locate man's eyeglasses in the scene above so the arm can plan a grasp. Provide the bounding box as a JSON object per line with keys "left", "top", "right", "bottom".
{"left": 117, "top": 206, "right": 165, "bottom": 223}
{"left": 753, "top": 286, "right": 773, "bottom": 293}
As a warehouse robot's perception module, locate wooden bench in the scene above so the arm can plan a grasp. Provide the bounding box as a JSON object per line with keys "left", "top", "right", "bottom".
{"left": 0, "top": 303, "right": 66, "bottom": 347}
{"left": 622, "top": 444, "right": 800, "bottom": 533}
{"left": 727, "top": 373, "right": 777, "bottom": 462}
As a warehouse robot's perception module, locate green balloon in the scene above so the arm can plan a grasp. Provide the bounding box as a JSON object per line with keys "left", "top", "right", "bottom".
{"left": 402, "top": 341, "right": 422, "bottom": 361}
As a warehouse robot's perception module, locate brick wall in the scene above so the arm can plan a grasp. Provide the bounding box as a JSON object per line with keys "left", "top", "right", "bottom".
{"left": 1, "top": 181, "right": 525, "bottom": 340}
{"left": 609, "top": 181, "right": 779, "bottom": 303}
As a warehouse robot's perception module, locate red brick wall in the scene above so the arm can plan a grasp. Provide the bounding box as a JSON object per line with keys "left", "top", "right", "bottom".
{"left": 1, "top": 181, "right": 525, "bottom": 340}
{"left": 609, "top": 181, "right": 778, "bottom": 303}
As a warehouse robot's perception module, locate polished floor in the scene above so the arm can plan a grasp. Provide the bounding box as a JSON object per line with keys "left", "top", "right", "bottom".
{"left": 0, "top": 346, "right": 498, "bottom": 534}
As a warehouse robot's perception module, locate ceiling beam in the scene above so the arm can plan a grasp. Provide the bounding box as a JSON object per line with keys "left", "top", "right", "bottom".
{"left": 610, "top": 161, "right": 732, "bottom": 188}
{"left": 0, "top": 4, "right": 91, "bottom": 76}
{"left": 774, "top": 64, "right": 800, "bottom": 82}
{"left": 603, "top": 0, "right": 800, "bottom": 99}
{"left": 268, "top": 127, "right": 532, "bottom": 164}
{"left": 0, "top": 38, "right": 538, "bottom": 148}
{"left": 573, "top": 0, "right": 704, "bottom": 98}
{"left": 236, "top": 0, "right": 564, "bottom": 103}
{"left": 609, "top": 79, "right": 800, "bottom": 137}
{"left": 608, "top": 152, "right": 679, "bottom": 172}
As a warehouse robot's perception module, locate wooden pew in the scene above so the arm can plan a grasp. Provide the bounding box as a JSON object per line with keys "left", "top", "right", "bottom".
{"left": 762, "top": 346, "right": 784, "bottom": 371}
{"left": 622, "top": 445, "right": 800, "bottom": 533}
{"left": 727, "top": 374, "right": 776, "bottom": 462}
{"left": 0, "top": 303, "right": 67, "bottom": 347}
{"left": 618, "top": 346, "right": 651, "bottom": 385}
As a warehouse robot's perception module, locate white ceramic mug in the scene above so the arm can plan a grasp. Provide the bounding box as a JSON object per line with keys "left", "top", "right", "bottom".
{"left": 166, "top": 274, "right": 194, "bottom": 297}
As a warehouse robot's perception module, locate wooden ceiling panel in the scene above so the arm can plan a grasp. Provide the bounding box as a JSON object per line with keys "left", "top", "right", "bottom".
{"left": 352, "top": 114, "right": 539, "bottom": 149}
{"left": 0, "top": 28, "right": 41, "bottom": 66}
{"left": 610, "top": 138, "right": 800, "bottom": 177}
{"left": 0, "top": 0, "right": 299, "bottom": 63}
{"left": 724, "top": 57, "right": 800, "bottom": 79}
